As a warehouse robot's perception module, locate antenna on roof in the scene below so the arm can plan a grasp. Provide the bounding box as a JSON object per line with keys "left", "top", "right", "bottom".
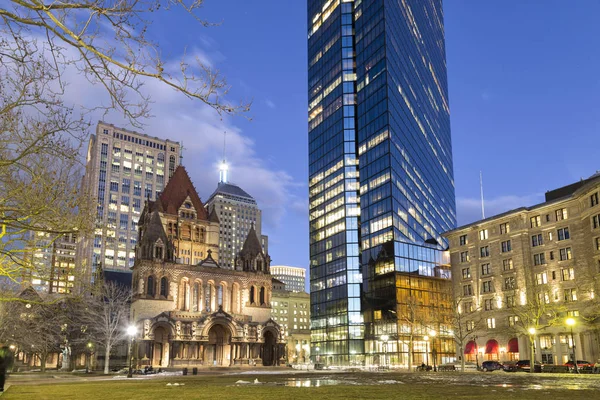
{"left": 180, "top": 141, "right": 184, "bottom": 165}
{"left": 219, "top": 131, "right": 228, "bottom": 184}
{"left": 480, "top": 171, "right": 485, "bottom": 219}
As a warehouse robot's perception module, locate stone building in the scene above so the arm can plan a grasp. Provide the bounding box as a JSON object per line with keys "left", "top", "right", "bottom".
{"left": 271, "top": 282, "right": 311, "bottom": 364}
{"left": 444, "top": 173, "right": 600, "bottom": 365}
{"left": 130, "top": 166, "right": 283, "bottom": 367}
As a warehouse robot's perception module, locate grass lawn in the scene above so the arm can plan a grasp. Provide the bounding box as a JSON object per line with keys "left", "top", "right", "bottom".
{"left": 3, "top": 372, "right": 600, "bottom": 400}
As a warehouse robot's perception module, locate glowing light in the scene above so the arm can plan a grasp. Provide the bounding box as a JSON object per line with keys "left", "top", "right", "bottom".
{"left": 566, "top": 317, "right": 575, "bottom": 327}
{"left": 528, "top": 327, "right": 536, "bottom": 335}
{"left": 127, "top": 325, "right": 137, "bottom": 337}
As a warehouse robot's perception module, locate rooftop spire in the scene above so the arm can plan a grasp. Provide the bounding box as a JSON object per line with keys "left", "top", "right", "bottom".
{"left": 219, "top": 131, "right": 228, "bottom": 183}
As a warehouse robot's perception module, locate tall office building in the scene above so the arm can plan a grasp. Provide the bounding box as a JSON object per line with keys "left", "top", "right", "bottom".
{"left": 271, "top": 265, "right": 307, "bottom": 293}
{"left": 308, "top": 0, "right": 455, "bottom": 366}
{"left": 28, "top": 232, "right": 77, "bottom": 294}
{"left": 78, "top": 122, "right": 181, "bottom": 279}
{"left": 206, "top": 163, "right": 268, "bottom": 269}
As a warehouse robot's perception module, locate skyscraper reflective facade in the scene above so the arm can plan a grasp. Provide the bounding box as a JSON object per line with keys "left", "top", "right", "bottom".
{"left": 308, "top": 0, "right": 455, "bottom": 366}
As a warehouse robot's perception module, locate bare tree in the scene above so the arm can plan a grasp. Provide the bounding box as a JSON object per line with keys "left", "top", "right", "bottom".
{"left": 1, "top": 0, "right": 248, "bottom": 284}
{"left": 86, "top": 281, "right": 131, "bottom": 374}
{"left": 447, "top": 293, "right": 484, "bottom": 372}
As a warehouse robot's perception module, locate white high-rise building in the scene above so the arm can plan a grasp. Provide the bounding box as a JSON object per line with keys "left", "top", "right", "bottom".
{"left": 270, "top": 265, "right": 307, "bottom": 293}
{"left": 206, "top": 163, "right": 268, "bottom": 269}
{"left": 78, "top": 122, "right": 181, "bottom": 279}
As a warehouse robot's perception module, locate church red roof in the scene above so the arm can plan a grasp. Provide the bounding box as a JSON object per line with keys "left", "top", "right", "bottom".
{"left": 158, "top": 166, "right": 208, "bottom": 220}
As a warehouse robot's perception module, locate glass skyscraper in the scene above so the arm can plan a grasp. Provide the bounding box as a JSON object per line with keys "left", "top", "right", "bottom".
{"left": 308, "top": 0, "right": 455, "bottom": 366}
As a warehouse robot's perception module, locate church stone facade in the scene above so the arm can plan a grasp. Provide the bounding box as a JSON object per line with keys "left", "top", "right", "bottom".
{"left": 130, "top": 166, "right": 283, "bottom": 367}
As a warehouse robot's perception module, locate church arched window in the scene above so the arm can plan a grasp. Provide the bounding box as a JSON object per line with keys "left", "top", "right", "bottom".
{"left": 160, "top": 277, "right": 168, "bottom": 297}
{"left": 147, "top": 276, "right": 155, "bottom": 297}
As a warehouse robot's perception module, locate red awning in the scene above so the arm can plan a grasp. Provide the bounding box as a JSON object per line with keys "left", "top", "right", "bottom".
{"left": 508, "top": 338, "right": 519, "bottom": 353}
{"left": 464, "top": 340, "right": 477, "bottom": 354}
{"left": 485, "top": 339, "right": 499, "bottom": 354}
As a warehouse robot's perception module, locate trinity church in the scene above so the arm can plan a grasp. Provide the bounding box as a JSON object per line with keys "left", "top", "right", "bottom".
{"left": 130, "top": 166, "right": 283, "bottom": 367}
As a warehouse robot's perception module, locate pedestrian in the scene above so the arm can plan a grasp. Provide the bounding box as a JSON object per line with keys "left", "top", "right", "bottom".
{"left": 0, "top": 345, "right": 15, "bottom": 392}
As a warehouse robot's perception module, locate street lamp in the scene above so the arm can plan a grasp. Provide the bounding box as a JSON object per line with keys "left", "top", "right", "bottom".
{"left": 471, "top": 335, "right": 479, "bottom": 369}
{"left": 126, "top": 325, "right": 137, "bottom": 378}
{"left": 315, "top": 346, "right": 320, "bottom": 364}
{"left": 429, "top": 330, "right": 437, "bottom": 372}
{"left": 381, "top": 335, "right": 389, "bottom": 369}
{"left": 424, "top": 335, "right": 430, "bottom": 368}
{"left": 566, "top": 317, "right": 579, "bottom": 374}
{"left": 86, "top": 342, "right": 94, "bottom": 373}
{"left": 528, "top": 327, "right": 536, "bottom": 373}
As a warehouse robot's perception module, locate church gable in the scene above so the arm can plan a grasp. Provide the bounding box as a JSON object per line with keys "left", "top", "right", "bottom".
{"left": 159, "top": 166, "right": 208, "bottom": 220}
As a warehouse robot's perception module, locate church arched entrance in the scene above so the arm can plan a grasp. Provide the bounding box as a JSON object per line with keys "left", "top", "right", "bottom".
{"left": 262, "top": 330, "right": 276, "bottom": 366}
{"left": 153, "top": 326, "right": 170, "bottom": 367}
{"left": 205, "top": 324, "right": 231, "bottom": 366}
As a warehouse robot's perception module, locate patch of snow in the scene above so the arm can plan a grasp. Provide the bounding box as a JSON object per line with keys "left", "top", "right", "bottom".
{"left": 235, "top": 380, "right": 251, "bottom": 384}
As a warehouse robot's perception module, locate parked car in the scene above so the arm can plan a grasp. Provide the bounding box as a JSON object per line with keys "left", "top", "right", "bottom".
{"left": 564, "top": 360, "right": 594, "bottom": 372}
{"left": 502, "top": 362, "right": 519, "bottom": 372}
{"left": 481, "top": 361, "right": 504, "bottom": 372}
{"left": 515, "top": 360, "right": 542, "bottom": 372}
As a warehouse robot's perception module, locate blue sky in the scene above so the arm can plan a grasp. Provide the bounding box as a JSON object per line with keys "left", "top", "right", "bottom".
{"left": 81, "top": 1, "right": 600, "bottom": 275}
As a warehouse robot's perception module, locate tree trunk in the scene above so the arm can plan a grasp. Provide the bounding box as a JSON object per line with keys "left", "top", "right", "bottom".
{"left": 460, "top": 345, "right": 465, "bottom": 372}
{"left": 40, "top": 353, "right": 47, "bottom": 373}
{"left": 104, "top": 346, "right": 111, "bottom": 374}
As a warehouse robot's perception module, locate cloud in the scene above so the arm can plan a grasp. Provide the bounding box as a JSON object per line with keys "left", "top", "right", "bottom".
{"left": 456, "top": 193, "right": 545, "bottom": 227}
{"left": 32, "top": 35, "right": 300, "bottom": 233}
{"left": 265, "top": 99, "right": 276, "bottom": 109}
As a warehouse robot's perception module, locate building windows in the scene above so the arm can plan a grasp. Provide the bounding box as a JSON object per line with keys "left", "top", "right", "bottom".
{"left": 486, "top": 318, "right": 496, "bottom": 329}
{"left": 531, "top": 234, "right": 543, "bottom": 247}
{"left": 482, "top": 281, "right": 493, "bottom": 293}
{"left": 535, "top": 272, "right": 548, "bottom": 285}
{"left": 463, "top": 301, "right": 473, "bottom": 313}
{"left": 503, "top": 258, "right": 513, "bottom": 271}
{"left": 484, "top": 298, "right": 494, "bottom": 311}
{"left": 561, "top": 267, "right": 575, "bottom": 281}
{"left": 505, "top": 295, "right": 516, "bottom": 308}
{"left": 508, "top": 315, "right": 519, "bottom": 327}
{"left": 122, "top": 178, "right": 131, "bottom": 193}
{"left": 559, "top": 247, "right": 572, "bottom": 261}
{"left": 593, "top": 215, "right": 600, "bottom": 229}
{"left": 479, "top": 229, "right": 489, "bottom": 240}
{"left": 145, "top": 183, "right": 153, "bottom": 199}
{"left": 533, "top": 253, "right": 546, "bottom": 266}
{"left": 555, "top": 208, "right": 568, "bottom": 221}
{"left": 557, "top": 227, "right": 570, "bottom": 241}
{"left": 504, "top": 277, "right": 516, "bottom": 290}
{"left": 530, "top": 215, "right": 541, "bottom": 228}
{"left": 110, "top": 180, "right": 119, "bottom": 192}
{"left": 463, "top": 284, "right": 473, "bottom": 296}
{"left": 460, "top": 251, "right": 469, "bottom": 263}
{"left": 459, "top": 234, "right": 467, "bottom": 246}
{"left": 133, "top": 181, "right": 141, "bottom": 196}
{"left": 462, "top": 268, "right": 471, "bottom": 279}
{"left": 591, "top": 192, "right": 599, "bottom": 207}
{"left": 567, "top": 310, "right": 579, "bottom": 317}
{"left": 564, "top": 288, "right": 577, "bottom": 302}
{"left": 501, "top": 240, "right": 512, "bottom": 253}
{"left": 538, "top": 291, "right": 550, "bottom": 304}
{"left": 480, "top": 246, "right": 490, "bottom": 258}
{"left": 481, "top": 263, "right": 491, "bottom": 275}
{"left": 499, "top": 223, "right": 510, "bottom": 234}
{"left": 596, "top": 237, "right": 600, "bottom": 251}
{"left": 466, "top": 321, "right": 475, "bottom": 331}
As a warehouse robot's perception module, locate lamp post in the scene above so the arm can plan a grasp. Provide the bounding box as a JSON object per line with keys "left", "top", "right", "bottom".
{"left": 528, "top": 327, "right": 536, "bottom": 373}
{"left": 381, "top": 335, "right": 389, "bottom": 369}
{"left": 126, "top": 325, "right": 137, "bottom": 378}
{"left": 429, "top": 330, "right": 437, "bottom": 372}
{"left": 315, "top": 346, "right": 320, "bottom": 364}
{"left": 86, "top": 342, "right": 94, "bottom": 373}
{"left": 472, "top": 335, "right": 479, "bottom": 369}
{"left": 566, "top": 317, "right": 579, "bottom": 374}
{"left": 424, "top": 335, "right": 430, "bottom": 368}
